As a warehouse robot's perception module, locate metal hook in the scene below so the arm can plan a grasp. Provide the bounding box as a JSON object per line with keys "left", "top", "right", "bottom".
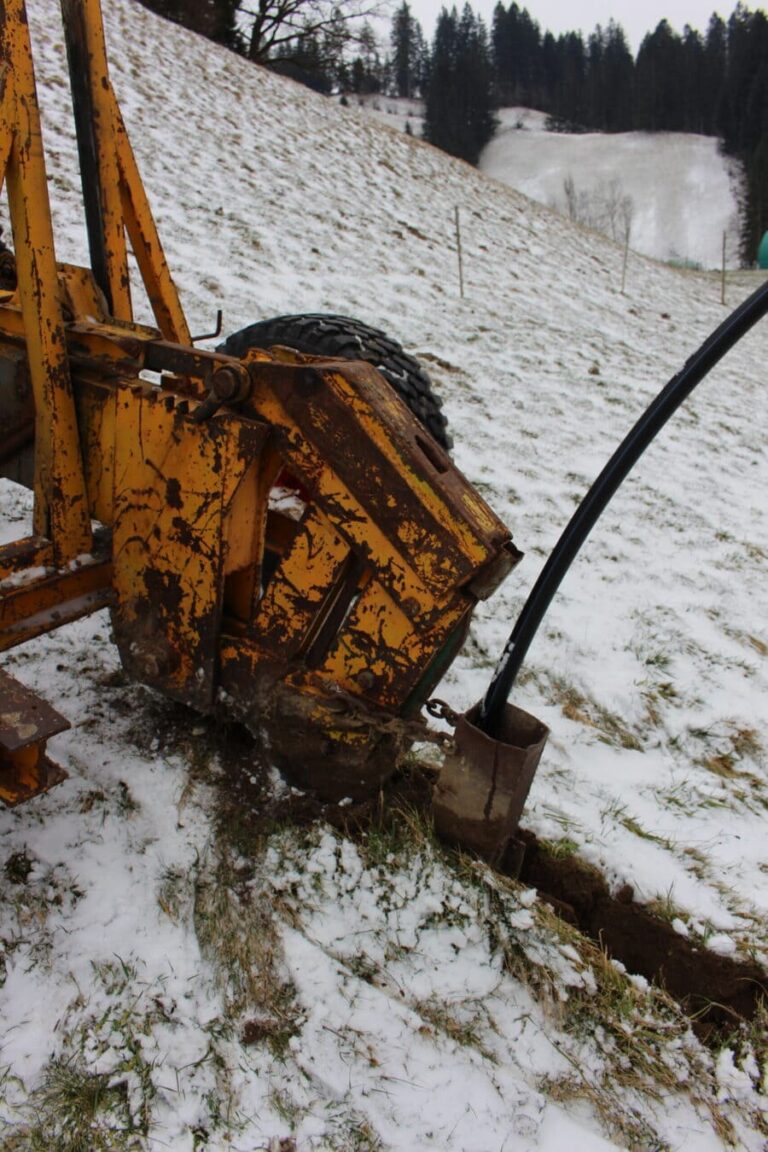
{"left": 190, "top": 308, "right": 223, "bottom": 344}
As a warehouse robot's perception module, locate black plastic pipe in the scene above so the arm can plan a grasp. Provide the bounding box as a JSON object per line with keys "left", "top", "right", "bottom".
{"left": 478, "top": 276, "right": 768, "bottom": 739}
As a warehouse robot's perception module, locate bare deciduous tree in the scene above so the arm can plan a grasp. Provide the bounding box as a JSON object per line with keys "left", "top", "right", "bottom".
{"left": 561, "top": 173, "right": 634, "bottom": 246}
{"left": 241, "top": 0, "right": 390, "bottom": 65}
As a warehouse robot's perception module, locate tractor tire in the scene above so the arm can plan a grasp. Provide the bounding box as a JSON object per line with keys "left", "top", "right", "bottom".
{"left": 218, "top": 313, "right": 452, "bottom": 451}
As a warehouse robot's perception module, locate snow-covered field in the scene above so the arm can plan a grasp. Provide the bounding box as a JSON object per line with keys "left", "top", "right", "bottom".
{"left": 1, "top": 1, "right": 768, "bottom": 1148}
{"left": 480, "top": 107, "right": 743, "bottom": 270}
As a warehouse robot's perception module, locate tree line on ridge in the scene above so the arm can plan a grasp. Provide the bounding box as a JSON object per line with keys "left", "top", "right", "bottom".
{"left": 138, "top": 0, "right": 768, "bottom": 263}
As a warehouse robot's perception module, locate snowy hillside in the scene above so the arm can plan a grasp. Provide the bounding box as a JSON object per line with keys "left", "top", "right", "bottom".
{"left": 480, "top": 107, "right": 743, "bottom": 269}
{"left": 1, "top": 1, "right": 768, "bottom": 1149}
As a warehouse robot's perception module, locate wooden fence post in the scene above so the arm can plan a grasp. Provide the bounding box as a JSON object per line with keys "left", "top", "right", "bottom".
{"left": 455, "top": 206, "right": 464, "bottom": 299}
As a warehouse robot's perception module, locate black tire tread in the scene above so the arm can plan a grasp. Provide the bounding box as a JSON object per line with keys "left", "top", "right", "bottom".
{"left": 219, "top": 313, "right": 452, "bottom": 450}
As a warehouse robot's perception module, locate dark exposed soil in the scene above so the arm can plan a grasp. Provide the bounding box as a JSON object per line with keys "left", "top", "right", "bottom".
{"left": 512, "top": 829, "right": 767, "bottom": 1039}
{"left": 128, "top": 694, "right": 434, "bottom": 856}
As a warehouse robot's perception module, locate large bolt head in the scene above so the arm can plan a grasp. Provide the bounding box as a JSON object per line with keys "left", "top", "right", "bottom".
{"left": 211, "top": 363, "right": 250, "bottom": 403}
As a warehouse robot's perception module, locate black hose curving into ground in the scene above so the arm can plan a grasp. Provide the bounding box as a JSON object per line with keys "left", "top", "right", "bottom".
{"left": 478, "top": 276, "right": 768, "bottom": 739}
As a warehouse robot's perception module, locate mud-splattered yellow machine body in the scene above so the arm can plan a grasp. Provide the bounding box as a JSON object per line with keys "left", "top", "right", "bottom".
{"left": 0, "top": 0, "right": 521, "bottom": 807}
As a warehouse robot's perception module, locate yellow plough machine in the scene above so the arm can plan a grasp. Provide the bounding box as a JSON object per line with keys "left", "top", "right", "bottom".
{"left": 0, "top": 0, "right": 548, "bottom": 864}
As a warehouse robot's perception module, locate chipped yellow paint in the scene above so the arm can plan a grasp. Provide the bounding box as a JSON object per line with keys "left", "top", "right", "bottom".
{"left": 246, "top": 360, "right": 503, "bottom": 615}
{"left": 0, "top": 538, "right": 52, "bottom": 581}
{"left": 76, "top": 381, "right": 116, "bottom": 523}
{"left": 0, "top": 556, "right": 112, "bottom": 652}
{"left": 0, "top": 0, "right": 92, "bottom": 561}
{"left": 251, "top": 505, "right": 351, "bottom": 660}
{"left": 110, "top": 386, "right": 258, "bottom": 705}
{"left": 332, "top": 367, "right": 503, "bottom": 551}
{"left": 319, "top": 580, "right": 470, "bottom": 709}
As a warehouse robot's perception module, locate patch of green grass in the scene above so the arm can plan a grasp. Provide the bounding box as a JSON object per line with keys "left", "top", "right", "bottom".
{"left": 539, "top": 806, "right": 580, "bottom": 836}
{"left": 599, "top": 796, "right": 628, "bottom": 824}
{"left": 643, "top": 649, "right": 672, "bottom": 672}
{"left": 0, "top": 959, "right": 163, "bottom": 1151}
{"left": 269, "top": 1087, "right": 303, "bottom": 1128}
{"left": 618, "top": 813, "right": 674, "bottom": 849}
{"left": 0, "top": 856, "right": 83, "bottom": 972}
{"left": 192, "top": 846, "right": 302, "bottom": 1055}
{"left": 646, "top": 886, "right": 688, "bottom": 925}
{"left": 413, "top": 997, "right": 494, "bottom": 1059}
{"left": 547, "top": 676, "right": 642, "bottom": 750}
{"left": 360, "top": 801, "right": 435, "bottom": 873}
{"left": 1, "top": 1060, "right": 144, "bottom": 1152}
{"left": 541, "top": 836, "right": 580, "bottom": 860}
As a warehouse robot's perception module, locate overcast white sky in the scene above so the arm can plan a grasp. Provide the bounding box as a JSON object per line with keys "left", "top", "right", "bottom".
{"left": 406, "top": 1, "right": 763, "bottom": 53}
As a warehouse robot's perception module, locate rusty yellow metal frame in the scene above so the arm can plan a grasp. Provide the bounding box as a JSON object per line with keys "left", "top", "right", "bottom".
{"left": 0, "top": 668, "right": 69, "bottom": 805}
{"left": 60, "top": 0, "right": 191, "bottom": 343}
{"left": 0, "top": 0, "right": 91, "bottom": 561}
{"left": 0, "top": 0, "right": 522, "bottom": 804}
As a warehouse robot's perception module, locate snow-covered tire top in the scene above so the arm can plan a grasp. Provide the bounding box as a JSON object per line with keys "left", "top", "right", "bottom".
{"left": 218, "top": 313, "right": 452, "bottom": 452}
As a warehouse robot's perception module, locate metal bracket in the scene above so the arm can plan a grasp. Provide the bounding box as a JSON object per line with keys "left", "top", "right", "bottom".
{"left": 0, "top": 670, "right": 69, "bottom": 806}
{"left": 191, "top": 309, "right": 223, "bottom": 344}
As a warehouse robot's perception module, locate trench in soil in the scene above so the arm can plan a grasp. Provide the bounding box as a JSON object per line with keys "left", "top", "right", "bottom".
{"left": 134, "top": 703, "right": 767, "bottom": 1045}
{"left": 509, "top": 828, "right": 767, "bottom": 1042}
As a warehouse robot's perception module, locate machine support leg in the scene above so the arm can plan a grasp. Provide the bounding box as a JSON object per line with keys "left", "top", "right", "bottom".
{"left": 0, "top": 669, "right": 69, "bottom": 805}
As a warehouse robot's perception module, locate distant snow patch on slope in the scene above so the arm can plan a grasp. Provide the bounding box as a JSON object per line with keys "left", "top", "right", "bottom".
{"left": 481, "top": 109, "right": 743, "bottom": 269}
